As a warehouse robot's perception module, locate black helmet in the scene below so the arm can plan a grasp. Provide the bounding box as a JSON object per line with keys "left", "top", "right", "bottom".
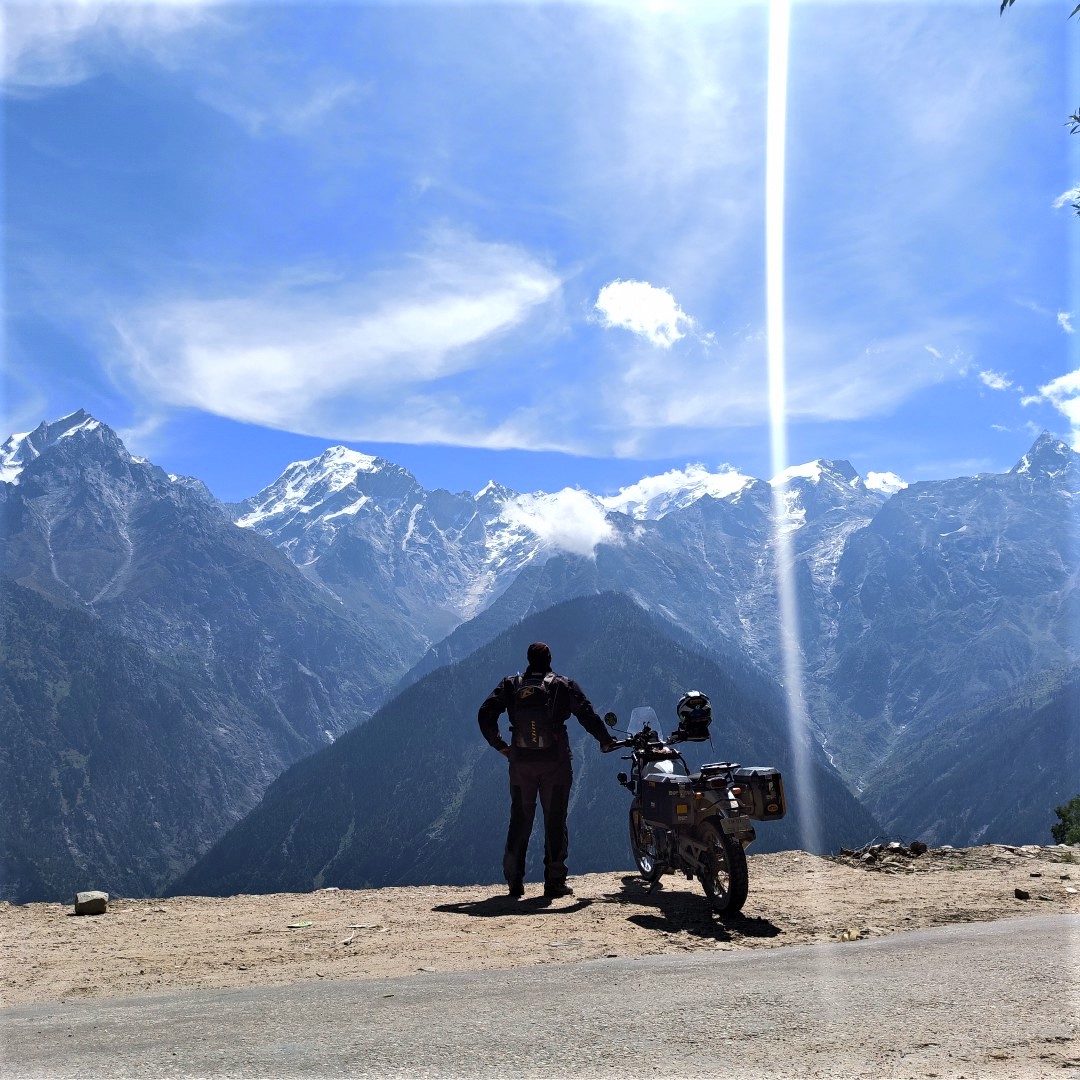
{"left": 676, "top": 690, "right": 712, "bottom": 741}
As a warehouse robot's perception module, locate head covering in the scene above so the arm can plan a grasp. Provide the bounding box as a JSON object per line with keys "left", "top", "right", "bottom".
{"left": 526, "top": 641, "right": 552, "bottom": 671}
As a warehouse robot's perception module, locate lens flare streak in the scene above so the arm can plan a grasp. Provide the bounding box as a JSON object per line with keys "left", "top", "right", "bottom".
{"left": 766, "top": 0, "right": 823, "bottom": 858}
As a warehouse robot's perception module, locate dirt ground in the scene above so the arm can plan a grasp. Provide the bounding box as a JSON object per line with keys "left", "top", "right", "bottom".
{"left": 2, "top": 843, "right": 1078, "bottom": 1010}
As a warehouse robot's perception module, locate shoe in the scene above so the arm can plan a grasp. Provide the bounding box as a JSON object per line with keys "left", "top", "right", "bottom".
{"left": 543, "top": 881, "right": 573, "bottom": 899}
{"left": 507, "top": 880, "right": 525, "bottom": 898}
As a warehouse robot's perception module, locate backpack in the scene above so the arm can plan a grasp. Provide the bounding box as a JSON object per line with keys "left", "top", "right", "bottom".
{"left": 509, "top": 673, "right": 561, "bottom": 749}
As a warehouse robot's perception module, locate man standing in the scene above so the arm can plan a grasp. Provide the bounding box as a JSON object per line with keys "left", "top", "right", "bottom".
{"left": 478, "top": 641, "right": 617, "bottom": 899}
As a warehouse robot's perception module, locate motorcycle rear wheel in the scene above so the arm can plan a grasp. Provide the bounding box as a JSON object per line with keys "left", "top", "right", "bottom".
{"left": 628, "top": 803, "right": 663, "bottom": 882}
{"left": 697, "top": 819, "right": 749, "bottom": 914}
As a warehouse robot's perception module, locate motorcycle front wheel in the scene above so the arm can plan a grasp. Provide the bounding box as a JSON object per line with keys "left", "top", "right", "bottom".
{"left": 628, "top": 803, "right": 663, "bottom": 882}
{"left": 697, "top": 819, "right": 749, "bottom": 914}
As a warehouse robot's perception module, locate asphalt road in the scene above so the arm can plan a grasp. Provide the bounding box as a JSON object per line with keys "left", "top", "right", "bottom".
{"left": 3, "top": 915, "right": 1078, "bottom": 1079}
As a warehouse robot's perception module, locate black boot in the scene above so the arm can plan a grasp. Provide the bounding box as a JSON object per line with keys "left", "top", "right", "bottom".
{"left": 543, "top": 881, "right": 573, "bottom": 899}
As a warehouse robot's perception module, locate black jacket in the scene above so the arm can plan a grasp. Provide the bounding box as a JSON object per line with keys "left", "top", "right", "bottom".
{"left": 477, "top": 666, "right": 610, "bottom": 752}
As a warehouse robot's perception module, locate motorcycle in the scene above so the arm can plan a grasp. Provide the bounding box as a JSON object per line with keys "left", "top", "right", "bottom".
{"left": 604, "top": 705, "right": 786, "bottom": 914}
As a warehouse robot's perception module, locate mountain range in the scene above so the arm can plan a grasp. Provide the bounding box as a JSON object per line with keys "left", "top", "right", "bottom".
{"left": 2, "top": 410, "right": 1077, "bottom": 901}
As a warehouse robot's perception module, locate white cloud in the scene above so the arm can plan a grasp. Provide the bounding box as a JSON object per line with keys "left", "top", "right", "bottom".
{"left": 1058, "top": 312, "right": 1074, "bottom": 335}
{"left": 1025, "top": 369, "right": 1080, "bottom": 447}
{"left": 1053, "top": 186, "right": 1080, "bottom": 210}
{"left": 111, "top": 232, "right": 562, "bottom": 442}
{"left": 499, "top": 489, "right": 615, "bottom": 558}
{"left": 594, "top": 279, "right": 693, "bottom": 348}
{"left": 1, "top": 1, "right": 215, "bottom": 92}
{"left": 978, "top": 370, "right": 1012, "bottom": 391}
{"left": 865, "top": 471, "right": 908, "bottom": 495}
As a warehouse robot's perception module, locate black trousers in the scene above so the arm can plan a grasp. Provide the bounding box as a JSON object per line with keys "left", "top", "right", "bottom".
{"left": 503, "top": 751, "right": 573, "bottom": 886}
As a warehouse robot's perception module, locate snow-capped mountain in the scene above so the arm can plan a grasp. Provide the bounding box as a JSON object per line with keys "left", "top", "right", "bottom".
{"left": 230, "top": 442, "right": 912, "bottom": 734}
{"left": 0, "top": 412, "right": 415, "bottom": 899}
{"left": 232, "top": 444, "right": 891, "bottom": 677}
{"left": 0, "top": 409, "right": 108, "bottom": 487}
{"left": 231, "top": 446, "right": 553, "bottom": 658}
{"left": 599, "top": 463, "right": 753, "bottom": 520}
{"left": 5, "top": 409, "right": 1078, "bottom": 896}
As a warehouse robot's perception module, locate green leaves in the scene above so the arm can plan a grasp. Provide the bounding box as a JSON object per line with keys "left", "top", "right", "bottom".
{"left": 1051, "top": 795, "right": 1080, "bottom": 845}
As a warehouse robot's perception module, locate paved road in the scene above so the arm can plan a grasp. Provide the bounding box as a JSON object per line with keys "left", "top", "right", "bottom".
{"left": 3, "top": 915, "right": 1078, "bottom": 1078}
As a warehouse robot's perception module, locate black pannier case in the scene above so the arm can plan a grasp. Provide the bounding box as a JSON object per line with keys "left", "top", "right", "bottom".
{"left": 640, "top": 774, "right": 695, "bottom": 827}
{"left": 733, "top": 766, "right": 786, "bottom": 821}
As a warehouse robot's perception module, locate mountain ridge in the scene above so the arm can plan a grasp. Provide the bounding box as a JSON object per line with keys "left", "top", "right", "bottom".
{"left": 172, "top": 591, "right": 879, "bottom": 898}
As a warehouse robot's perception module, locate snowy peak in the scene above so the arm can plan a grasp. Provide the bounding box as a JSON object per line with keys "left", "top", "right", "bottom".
{"left": 237, "top": 446, "right": 417, "bottom": 529}
{"left": 0, "top": 409, "right": 113, "bottom": 485}
{"left": 769, "top": 458, "right": 885, "bottom": 528}
{"left": 600, "top": 464, "right": 753, "bottom": 521}
{"left": 1011, "top": 432, "right": 1078, "bottom": 484}
{"left": 474, "top": 480, "right": 517, "bottom": 510}
{"left": 771, "top": 458, "right": 861, "bottom": 489}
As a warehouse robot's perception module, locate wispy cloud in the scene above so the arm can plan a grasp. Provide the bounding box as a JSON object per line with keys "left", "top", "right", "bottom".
{"left": 1, "top": 2, "right": 356, "bottom": 146}
{"left": 110, "top": 231, "right": 563, "bottom": 444}
{"left": 0, "top": 384, "right": 48, "bottom": 437}
{"left": 1023, "top": 369, "right": 1080, "bottom": 447}
{"left": 1058, "top": 312, "right": 1074, "bottom": 335}
{"left": 978, "top": 370, "right": 1013, "bottom": 391}
{"left": 607, "top": 320, "right": 973, "bottom": 457}
{"left": 594, "top": 279, "right": 694, "bottom": 348}
{"left": 1053, "top": 186, "right": 1080, "bottom": 211}
{"left": 201, "top": 77, "right": 366, "bottom": 140}
{"left": 117, "top": 412, "right": 171, "bottom": 460}
{"left": 1, "top": 1, "right": 216, "bottom": 93}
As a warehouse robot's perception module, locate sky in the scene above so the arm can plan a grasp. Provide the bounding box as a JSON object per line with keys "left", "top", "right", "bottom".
{"left": 3, "top": 0, "right": 1078, "bottom": 502}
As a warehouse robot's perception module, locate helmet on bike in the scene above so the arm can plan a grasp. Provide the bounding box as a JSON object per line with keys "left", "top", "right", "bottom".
{"left": 675, "top": 690, "right": 712, "bottom": 741}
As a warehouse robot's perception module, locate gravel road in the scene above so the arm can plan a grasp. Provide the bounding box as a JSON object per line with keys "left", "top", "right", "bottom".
{"left": 3, "top": 914, "right": 1078, "bottom": 1079}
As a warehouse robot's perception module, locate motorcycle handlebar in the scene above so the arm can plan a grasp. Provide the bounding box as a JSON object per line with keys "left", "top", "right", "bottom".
{"left": 608, "top": 734, "right": 681, "bottom": 753}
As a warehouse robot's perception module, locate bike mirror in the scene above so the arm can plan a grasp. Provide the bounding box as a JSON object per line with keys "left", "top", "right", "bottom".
{"left": 603, "top": 711, "right": 618, "bottom": 728}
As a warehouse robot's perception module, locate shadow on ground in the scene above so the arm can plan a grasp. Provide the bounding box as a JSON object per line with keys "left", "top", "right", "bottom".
{"left": 601, "top": 875, "right": 782, "bottom": 941}
{"left": 432, "top": 895, "right": 594, "bottom": 918}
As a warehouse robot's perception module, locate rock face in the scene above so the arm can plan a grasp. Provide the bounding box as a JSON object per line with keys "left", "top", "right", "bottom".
{"left": 232, "top": 449, "right": 543, "bottom": 664}
{"left": 863, "top": 665, "right": 1080, "bottom": 846}
{"left": 826, "top": 432, "right": 1080, "bottom": 776}
{"left": 1, "top": 578, "right": 353, "bottom": 902}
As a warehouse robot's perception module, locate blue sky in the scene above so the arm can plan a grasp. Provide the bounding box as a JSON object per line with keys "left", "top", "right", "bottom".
{"left": 3, "top": 0, "right": 1078, "bottom": 501}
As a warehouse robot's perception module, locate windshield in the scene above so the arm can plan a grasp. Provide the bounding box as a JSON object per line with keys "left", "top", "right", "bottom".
{"left": 627, "top": 706, "right": 660, "bottom": 735}
{"left": 628, "top": 706, "right": 690, "bottom": 776}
